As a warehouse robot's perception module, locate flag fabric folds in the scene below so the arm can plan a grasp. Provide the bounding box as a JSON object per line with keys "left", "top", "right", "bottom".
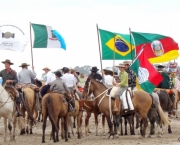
{"left": 31, "top": 23, "right": 66, "bottom": 50}
{"left": 131, "top": 31, "right": 179, "bottom": 63}
{"left": 130, "top": 49, "right": 163, "bottom": 94}
{"left": 99, "top": 29, "right": 135, "bottom": 60}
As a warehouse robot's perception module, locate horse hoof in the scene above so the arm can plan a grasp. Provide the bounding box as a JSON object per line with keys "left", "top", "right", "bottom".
{"left": 77, "top": 136, "right": 81, "bottom": 139}
{"left": 65, "top": 139, "right": 68, "bottom": 142}
{"left": 95, "top": 134, "right": 99, "bottom": 136}
{"left": 168, "top": 131, "right": 172, "bottom": 134}
{"left": 139, "top": 136, "right": 144, "bottom": 139}
{"left": 125, "top": 133, "right": 128, "bottom": 136}
{"left": 42, "top": 141, "right": 45, "bottom": 143}
{"left": 157, "top": 135, "right": 161, "bottom": 138}
{"left": 148, "top": 135, "right": 151, "bottom": 138}
{"left": 30, "top": 132, "right": 33, "bottom": 134}
{"left": 109, "top": 135, "right": 114, "bottom": 139}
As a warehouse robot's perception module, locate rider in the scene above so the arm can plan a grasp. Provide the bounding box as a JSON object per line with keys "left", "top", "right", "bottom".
{"left": 50, "top": 71, "right": 74, "bottom": 112}
{"left": 113, "top": 63, "right": 128, "bottom": 112}
{"left": 156, "top": 65, "right": 170, "bottom": 89}
{"left": 0, "top": 59, "right": 20, "bottom": 117}
{"left": 89, "top": 66, "right": 103, "bottom": 82}
{"left": 40, "top": 67, "right": 55, "bottom": 97}
{"left": 123, "top": 61, "right": 136, "bottom": 90}
{"left": 102, "top": 69, "right": 116, "bottom": 88}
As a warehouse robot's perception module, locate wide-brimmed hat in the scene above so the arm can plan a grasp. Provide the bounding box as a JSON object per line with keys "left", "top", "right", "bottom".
{"left": 19, "top": 63, "right": 30, "bottom": 67}
{"left": 2, "top": 59, "right": 14, "bottom": 65}
{"left": 70, "top": 69, "right": 76, "bottom": 74}
{"left": 123, "top": 61, "right": 131, "bottom": 65}
{"left": 90, "top": 66, "right": 99, "bottom": 72}
{"left": 156, "top": 64, "right": 166, "bottom": 68}
{"left": 42, "top": 67, "right": 51, "bottom": 71}
{"left": 80, "top": 73, "right": 84, "bottom": 77}
{"left": 116, "top": 63, "right": 125, "bottom": 68}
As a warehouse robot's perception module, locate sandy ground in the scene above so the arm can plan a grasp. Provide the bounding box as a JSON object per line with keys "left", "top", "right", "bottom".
{"left": 0, "top": 105, "right": 180, "bottom": 145}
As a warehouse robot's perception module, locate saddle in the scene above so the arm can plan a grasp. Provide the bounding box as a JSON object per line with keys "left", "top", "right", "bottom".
{"left": 4, "top": 85, "right": 19, "bottom": 101}
{"left": 16, "top": 84, "right": 40, "bottom": 92}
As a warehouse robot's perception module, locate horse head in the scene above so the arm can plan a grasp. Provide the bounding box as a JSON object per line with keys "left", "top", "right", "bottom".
{"left": 82, "top": 76, "right": 94, "bottom": 99}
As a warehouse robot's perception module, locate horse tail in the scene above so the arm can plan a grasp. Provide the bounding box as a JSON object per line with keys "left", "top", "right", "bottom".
{"left": 46, "top": 95, "right": 58, "bottom": 132}
{"left": 22, "top": 91, "right": 36, "bottom": 124}
{"left": 152, "top": 92, "right": 170, "bottom": 125}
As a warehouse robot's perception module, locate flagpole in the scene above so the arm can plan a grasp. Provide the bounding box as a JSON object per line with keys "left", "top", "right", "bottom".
{"left": 96, "top": 24, "right": 103, "bottom": 71}
{"left": 29, "top": 22, "right": 34, "bottom": 67}
{"left": 129, "top": 28, "right": 133, "bottom": 63}
{"left": 113, "top": 36, "right": 116, "bottom": 76}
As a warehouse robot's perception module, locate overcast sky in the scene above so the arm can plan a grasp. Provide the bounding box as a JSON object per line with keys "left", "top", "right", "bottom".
{"left": 0, "top": 0, "right": 180, "bottom": 78}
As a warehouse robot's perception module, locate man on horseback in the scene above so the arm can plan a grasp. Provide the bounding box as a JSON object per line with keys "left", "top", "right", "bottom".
{"left": 40, "top": 67, "right": 55, "bottom": 97}
{"left": 0, "top": 59, "right": 21, "bottom": 116}
{"left": 89, "top": 66, "right": 103, "bottom": 82}
{"left": 123, "top": 61, "right": 136, "bottom": 90}
{"left": 156, "top": 65, "right": 170, "bottom": 89}
{"left": 113, "top": 63, "right": 128, "bottom": 112}
{"left": 50, "top": 71, "right": 74, "bottom": 112}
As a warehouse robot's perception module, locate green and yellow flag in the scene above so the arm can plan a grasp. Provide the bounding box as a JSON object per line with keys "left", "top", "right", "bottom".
{"left": 99, "top": 29, "right": 135, "bottom": 60}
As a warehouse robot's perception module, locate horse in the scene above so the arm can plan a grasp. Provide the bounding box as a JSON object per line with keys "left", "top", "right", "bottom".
{"left": 82, "top": 78, "right": 168, "bottom": 138}
{"left": 20, "top": 86, "right": 37, "bottom": 135}
{"left": 61, "top": 92, "right": 83, "bottom": 139}
{"left": 42, "top": 92, "right": 75, "bottom": 143}
{"left": 0, "top": 84, "right": 18, "bottom": 141}
{"left": 81, "top": 99, "right": 106, "bottom": 136}
{"left": 155, "top": 90, "right": 174, "bottom": 133}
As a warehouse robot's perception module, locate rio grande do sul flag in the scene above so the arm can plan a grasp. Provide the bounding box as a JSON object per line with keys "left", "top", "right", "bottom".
{"left": 131, "top": 31, "right": 179, "bottom": 63}
{"left": 130, "top": 49, "right": 163, "bottom": 94}
{"left": 99, "top": 29, "right": 135, "bottom": 60}
{"left": 31, "top": 23, "right": 66, "bottom": 50}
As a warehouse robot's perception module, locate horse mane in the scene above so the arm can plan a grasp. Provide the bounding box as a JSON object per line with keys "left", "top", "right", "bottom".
{"left": 90, "top": 78, "right": 107, "bottom": 89}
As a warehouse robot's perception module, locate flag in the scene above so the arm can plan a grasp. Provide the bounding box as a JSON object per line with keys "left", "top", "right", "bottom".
{"left": 99, "top": 29, "right": 135, "bottom": 60}
{"left": 131, "top": 31, "right": 179, "bottom": 63}
{"left": 31, "top": 23, "right": 66, "bottom": 50}
{"left": 130, "top": 49, "right": 163, "bottom": 94}
{"left": 0, "top": 24, "right": 28, "bottom": 52}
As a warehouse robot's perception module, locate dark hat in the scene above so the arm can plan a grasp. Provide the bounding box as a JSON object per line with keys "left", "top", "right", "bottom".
{"left": 19, "top": 63, "right": 30, "bottom": 67}
{"left": 2, "top": 59, "right": 14, "bottom": 65}
{"left": 156, "top": 65, "right": 166, "bottom": 68}
{"left": 76, "top": 71, "right": 80, "bottom": 76}
{"left": 90, "top": 66, "right": 99, "bottom": 72}
{"left": 54, "top": 71, "right": 62, "bottom": 77}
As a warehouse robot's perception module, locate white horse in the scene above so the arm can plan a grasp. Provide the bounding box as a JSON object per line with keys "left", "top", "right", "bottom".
{"left": 0, "top": 84, "right": 17, "bottom": 141}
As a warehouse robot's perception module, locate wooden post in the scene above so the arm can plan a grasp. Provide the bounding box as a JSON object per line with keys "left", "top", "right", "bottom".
{"left": 96, "top": 24, "right": 103, "bottom": 71}
{"left": 29, "top": 22, "right": 34, "bottom": 67}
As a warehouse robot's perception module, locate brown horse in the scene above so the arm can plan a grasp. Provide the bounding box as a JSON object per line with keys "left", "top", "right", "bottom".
{"left": 20, "top": 87, "right": 36, "bottom": 135}
{"left": 42, "top": 92, "right": 75, "bottom": 143}
{"left": 82, "top": 78, "right": 154, "bottom": 138}
{"left": 81, "top": 99, "right": 106, "bottom": 136}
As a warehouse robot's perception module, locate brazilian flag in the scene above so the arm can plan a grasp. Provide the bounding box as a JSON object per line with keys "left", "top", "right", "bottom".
{"left": 99, "top": 29, "right": 135, "bottom": 60}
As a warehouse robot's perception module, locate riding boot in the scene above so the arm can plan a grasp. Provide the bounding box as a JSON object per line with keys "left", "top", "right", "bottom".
{"left": 79, "top": 100, "right": 85, "bottom": 111}
{"left": 113, "top": 98, "right": 120, "bottom": 113}
{"left": 16, "top": 102, "right": 22, "bottom": 117}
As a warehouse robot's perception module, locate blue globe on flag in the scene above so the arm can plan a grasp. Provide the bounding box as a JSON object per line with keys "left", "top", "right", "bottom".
{"left": 115, "top": 38, "right": 129, "bottom": 52}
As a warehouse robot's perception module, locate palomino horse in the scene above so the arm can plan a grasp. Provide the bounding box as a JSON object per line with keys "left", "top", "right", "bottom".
{"left": 0, "top": 84, "right": 18, "bottom": 141}
{"left": 42, "top": 92, "right": 75, "bottom": 143}
{"left": 82, "top": 78, "right": 168, "bottom": 138}
{"left": 20, "top": 87, "right": 36, "bottom": 135}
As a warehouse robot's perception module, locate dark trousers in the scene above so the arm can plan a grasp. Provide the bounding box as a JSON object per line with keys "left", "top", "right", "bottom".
{"left": 41, "top": 84, "right": 51, "bottom": 97}
{"left": 16, "top": 93, "right": 22, "bottom": 103}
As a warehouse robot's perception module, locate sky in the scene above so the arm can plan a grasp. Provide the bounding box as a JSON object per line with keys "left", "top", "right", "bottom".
{"left": 0, "top": 0, "right": 180, "bottom": 78}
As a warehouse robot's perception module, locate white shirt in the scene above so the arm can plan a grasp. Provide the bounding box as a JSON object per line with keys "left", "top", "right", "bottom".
{"left": 45, "top": 71, "right": 56, "bottom": 85}
{"left": 104, "top": 75, "right": 116, "bottom": 88}
{"left": 61, "top": 73, "right": 76, "bottom": 87}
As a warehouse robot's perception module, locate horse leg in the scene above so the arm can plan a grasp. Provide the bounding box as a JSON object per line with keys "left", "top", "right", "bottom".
{"left": 64, "top": 116, "right": 68, "bottom": 142}
{"left": 120, "top": 115, "right": 123, "bottom": 136}
{"left": 26, "top": 117, "right": 29, "bottom": 134}
{"left": 42, "top": 114, "right": 47, "bottom": 143}
{"left": 102, "top": 114, "right": 106, "bottom": 136}
{"left": 94, "top": 113, "right": 99, "bottom": 136}
{"left": 67, "top": 116, "right": 72, "bottom": 138}
{"left": 73, "top": 116, "right": 76, "bottom": 128}
{"left": 85, "top": 111, "right": 91, "bottom": 136}
{"left": 8, "top": 118, "right": 13, "bottom": 141}
{"left": 61, "top": 118, "right": 64, "bottom": 139}
{"left": 3, "top": 118, "right": 7, "bottom": 142}
{"left": 124, "top": 117, "right": 128, "bottom": 135}
{"left": 105, "top": 114, "right": 114, "bottom": 139}
{"left": 77, "top": 111, "right": 83, "bottom": 139}
{"left": 30, "top": 119, "right": 33, "bottom": 134}
{"left": 12, "top": 115, "right": 17, "bottom": 140}
{"left": 20, "top": 108, "right": 26, "bottom": 135}
{"left": 131, "top": 114, "right": 135, "bottom": 135}
{"left": 140, "top": 118, "right": 148, "bottom": 138}
{"left": 168, "top": 125, "right": 172, "bottom": 133}
{"left": 56, "top": 117, "right": 60, "bottom": 142}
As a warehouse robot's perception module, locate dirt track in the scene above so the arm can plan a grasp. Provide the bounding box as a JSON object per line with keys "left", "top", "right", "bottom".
{"left": 0, "top": 105, "right": 180, "bottom": 145}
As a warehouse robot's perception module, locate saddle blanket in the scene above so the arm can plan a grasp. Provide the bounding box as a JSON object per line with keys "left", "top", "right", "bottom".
{"left": 109, "top": 86, "right": 134, "bottom": 111}
{"left": 120, "top": 89, "right": 134, "bottom": 111}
